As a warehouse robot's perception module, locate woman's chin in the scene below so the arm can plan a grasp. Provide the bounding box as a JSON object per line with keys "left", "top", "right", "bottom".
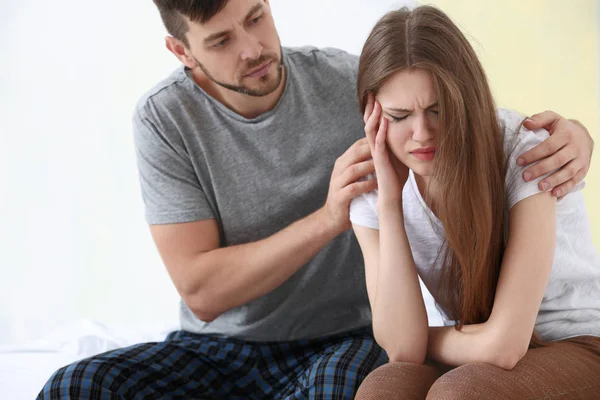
{"left": 409, "top": 163, "right": 433, "bottom": 178}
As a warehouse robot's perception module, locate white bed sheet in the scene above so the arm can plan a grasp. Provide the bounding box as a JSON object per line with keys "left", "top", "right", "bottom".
{"left": 0, "top": 294, "right": 443, "bottom": 400}
{"left": 0, "top": 319, "right": 178, "bottom": 400}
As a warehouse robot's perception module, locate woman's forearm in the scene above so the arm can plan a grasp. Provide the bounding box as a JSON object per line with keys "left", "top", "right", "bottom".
{"left": 427, "top": 322, "right": 524, "bottom": 370}
{"left": 427, "top": 324, "right": 487, "bottom": 367}
{"left": 373, "top": 205, "right": 428, "bottom": 363}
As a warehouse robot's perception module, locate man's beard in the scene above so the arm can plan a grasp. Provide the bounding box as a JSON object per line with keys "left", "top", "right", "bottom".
{"left": 193, "top": 49, "right": 284, "bottom": 97}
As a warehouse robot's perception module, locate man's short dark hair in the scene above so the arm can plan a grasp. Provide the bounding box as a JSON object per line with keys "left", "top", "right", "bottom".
{"left": 153, "top": 0, "right": 230, "bottom": 47}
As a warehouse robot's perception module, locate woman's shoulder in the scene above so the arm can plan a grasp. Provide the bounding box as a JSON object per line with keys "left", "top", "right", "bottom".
{"left": 349, "top": 173, "right": 380, "bottom": 229}
{"left": 355, "top": 172, "right": 380, "bottom": 210}
{"left": 496, "top": 108, "right": 584, "bottom": 209}
{"left": 496, "top": 108, "right": 550, "bottom": 158}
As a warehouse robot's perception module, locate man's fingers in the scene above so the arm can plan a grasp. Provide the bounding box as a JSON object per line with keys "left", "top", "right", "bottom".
{"left": 536, "top": 159, "right": 581, "bottom": 192}
{"left": 339, "top": 159, "right": 375, "bottom": 188}
{"left": 517, "top": 134, "right": 568, "bottom": 167}
{"left": 551, "top": 169, "right": 586, "bottom": 198}
{"left": 335, "top": 140, "right": 371, "bottom": 172}
{"left": 341, "top": 178, "right": 378, "bottom": 201}
{"left": 522, "top": 146, "right": 576, "bottom": 182}
{"left": 522, "top": 110, "right": 561, "bottom": 131}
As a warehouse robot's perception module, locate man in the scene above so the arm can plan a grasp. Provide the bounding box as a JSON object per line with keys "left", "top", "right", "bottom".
{"left": 38, "top": 0, "right": 595, "bottom": 398}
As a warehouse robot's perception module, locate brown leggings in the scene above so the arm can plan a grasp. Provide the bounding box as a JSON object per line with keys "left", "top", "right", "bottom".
{"left": 355, "top": 336, "right": 600, "bottom": 399}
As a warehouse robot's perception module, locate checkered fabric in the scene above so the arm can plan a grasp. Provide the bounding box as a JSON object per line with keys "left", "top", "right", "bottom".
{"left": 37, "top": 326, "right": 387, "bottom": 399}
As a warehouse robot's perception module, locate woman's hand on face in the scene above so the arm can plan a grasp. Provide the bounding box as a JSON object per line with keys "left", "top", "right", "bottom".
{"left": 363, "top": 93, "right": 409, "bottom": 211}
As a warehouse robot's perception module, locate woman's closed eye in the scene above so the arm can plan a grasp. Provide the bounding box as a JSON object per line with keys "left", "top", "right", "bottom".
{"left": 389, "top": 114, "right": 409, "bottom": 123}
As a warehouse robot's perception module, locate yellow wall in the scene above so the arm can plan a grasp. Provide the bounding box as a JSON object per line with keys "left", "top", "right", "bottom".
{"left": 427, "top": 0, "right": 600, "bottom": 248}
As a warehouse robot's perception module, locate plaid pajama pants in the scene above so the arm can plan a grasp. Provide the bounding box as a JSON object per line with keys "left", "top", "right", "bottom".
{"left": 37, "top": 326, "right": 387, "bottom": 399}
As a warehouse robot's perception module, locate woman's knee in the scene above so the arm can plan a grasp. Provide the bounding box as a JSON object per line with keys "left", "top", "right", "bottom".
{"left": 355, "top": 362, "right": 442, "bottom": 400}
{"left": 426, "top": 362, "right": 506, "bottom": 400}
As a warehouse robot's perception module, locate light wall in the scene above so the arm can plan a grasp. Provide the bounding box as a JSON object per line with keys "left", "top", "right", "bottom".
{"left": 1, "top": 0, "right": 597, "bottom": 346}
{"left": 427, "top": 0, "right": 600, "bottom": 248}
{"left": 0, "top": 0, "right": 412, "bottom": 346}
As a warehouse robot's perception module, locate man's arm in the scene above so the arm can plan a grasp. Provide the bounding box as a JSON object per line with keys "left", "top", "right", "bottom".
{"left": 519, "top": 111, "right": 594, "bottom": 197}
{"left": 151, "top": 138, "right": 376, "bottom": 322}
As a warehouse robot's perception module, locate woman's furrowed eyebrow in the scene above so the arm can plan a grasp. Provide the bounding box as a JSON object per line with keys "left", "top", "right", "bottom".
{"left": 383, "top": 102, "right": 438, "bottom": 113}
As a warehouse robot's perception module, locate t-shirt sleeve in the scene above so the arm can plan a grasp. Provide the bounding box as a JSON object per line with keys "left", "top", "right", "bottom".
{"left": 319, "top": 47, "right": 359, "bottom": 82}
{"left": 349, "top": 190, "right": 380, "bottom": 230}
{"left": 133, "top": 106, "right": 215, "bottom": 225}
{"left": 500, "top": 109, "right": 585, "bottom": 210}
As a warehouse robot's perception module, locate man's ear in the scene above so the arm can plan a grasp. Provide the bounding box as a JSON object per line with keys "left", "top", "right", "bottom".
{"left": 165, "top": 36, "right": 197, "bottom": 69}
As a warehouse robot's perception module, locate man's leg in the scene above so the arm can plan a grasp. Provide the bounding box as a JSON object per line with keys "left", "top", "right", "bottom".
{"left": 36, "top": 330, "right": 263, "bottom": 400}
{"left": 426, "top": 336, "right": 600, "bottom": 399}
{"left": 280, "top": 327, "right": 387, "bottom": 400}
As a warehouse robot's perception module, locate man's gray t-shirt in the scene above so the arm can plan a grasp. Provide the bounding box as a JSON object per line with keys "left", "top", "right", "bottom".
{"left": 133, "top": 47, "right": 371, "bottom": 341}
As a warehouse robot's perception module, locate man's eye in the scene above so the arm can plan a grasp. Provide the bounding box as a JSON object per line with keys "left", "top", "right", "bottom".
{"left": 249, "top": 15, "right": 263, "bottom": 25}
{"left": 213, "top": 38, "right": 230, "bottom": 48}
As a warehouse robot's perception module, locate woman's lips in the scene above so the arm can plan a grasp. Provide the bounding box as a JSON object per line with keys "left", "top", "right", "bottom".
{"left": 411, "top": 147, "right": 436, "bottom": 161}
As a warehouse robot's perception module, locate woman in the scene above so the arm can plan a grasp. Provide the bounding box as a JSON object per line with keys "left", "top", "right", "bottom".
{"left": 350, "top": 5, "right": 600, "bottom": 399}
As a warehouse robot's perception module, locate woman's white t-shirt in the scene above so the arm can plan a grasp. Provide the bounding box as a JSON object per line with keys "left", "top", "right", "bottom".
{"left": 350, "top": 108, "right": 600, "bottom": 341}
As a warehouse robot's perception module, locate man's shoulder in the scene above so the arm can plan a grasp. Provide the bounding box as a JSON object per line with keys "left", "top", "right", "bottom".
{"left": 134, "top": 66, "right": 190, "bottom": 118}
{"left": 284, "top": 46, "right": 358, "bottom": 61}
{"left": 284, "top": 46, "right": 359, "bottom": 75}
